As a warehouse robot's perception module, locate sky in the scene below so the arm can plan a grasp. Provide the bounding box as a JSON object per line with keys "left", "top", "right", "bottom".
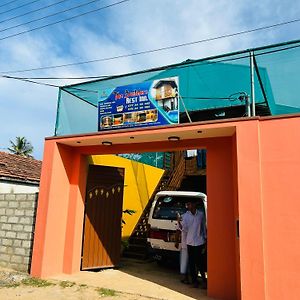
{"left": 0, "top": 0, "right": 300, "bottom": 159}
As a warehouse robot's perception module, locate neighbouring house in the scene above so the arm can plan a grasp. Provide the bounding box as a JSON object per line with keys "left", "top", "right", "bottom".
{"left": 0, "top": 151, "right": 41, "bottom": 194}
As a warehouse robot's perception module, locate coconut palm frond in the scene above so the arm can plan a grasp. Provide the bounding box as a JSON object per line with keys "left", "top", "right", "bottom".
{"left": 8, "top": 137, "right": 34, "bottom": 157}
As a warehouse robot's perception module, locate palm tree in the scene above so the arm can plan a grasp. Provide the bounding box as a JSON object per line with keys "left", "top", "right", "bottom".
{"left": 8, "top": 137, "right": 33, "bottom": 157}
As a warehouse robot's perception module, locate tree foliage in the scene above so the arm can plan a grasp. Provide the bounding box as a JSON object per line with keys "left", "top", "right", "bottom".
{"left": 8, "top": 137, "right": 33, "bottom": 157}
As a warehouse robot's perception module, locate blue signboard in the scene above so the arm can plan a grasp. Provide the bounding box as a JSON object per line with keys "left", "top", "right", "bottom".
{"left": 98, "top": 77, "right": 179, "bottom": 131}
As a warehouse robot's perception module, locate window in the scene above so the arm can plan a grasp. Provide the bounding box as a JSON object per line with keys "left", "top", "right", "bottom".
{"left": 152, "top": 196, "right": 205, "bottom": 220}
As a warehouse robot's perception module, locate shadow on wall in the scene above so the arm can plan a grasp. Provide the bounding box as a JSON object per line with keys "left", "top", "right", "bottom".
{"left": 28, "top": 193, "right": 39, "bottom": 274}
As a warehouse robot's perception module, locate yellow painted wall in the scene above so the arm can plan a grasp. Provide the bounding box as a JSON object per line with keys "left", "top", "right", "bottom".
{"left": 88, "top": 155, "right": 164, "bottom": 238}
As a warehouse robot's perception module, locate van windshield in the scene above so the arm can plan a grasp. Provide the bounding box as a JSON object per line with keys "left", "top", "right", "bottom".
{"left": 152, "top": 196, "right": 204, "bottom": 220}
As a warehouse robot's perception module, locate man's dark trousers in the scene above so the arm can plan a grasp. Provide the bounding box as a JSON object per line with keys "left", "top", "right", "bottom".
{"left": 187, "top": 244, "right": 207, "bottom": 284}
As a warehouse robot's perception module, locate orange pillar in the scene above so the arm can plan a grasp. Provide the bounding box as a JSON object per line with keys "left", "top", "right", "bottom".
{"left": 260, "top": 117, "right": 300, "bottom": 300}
{"left": 30, "top": 140, "right": 56, "bottom": 277}
{"left": 206, "top": 137, "right": 239, "bottom": 300}
{"left": 31, "top": 142, "right": 84, "bottom": 277}
{"left": 236, "top": 121, "right": 266, "bottom": 300}
{"left": 63, "top": 152, "right": 87, "bottom": 274}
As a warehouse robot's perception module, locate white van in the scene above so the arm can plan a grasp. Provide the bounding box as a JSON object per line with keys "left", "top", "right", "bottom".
{"left": 147, "top": 191, "right": 207, "bottom": 260}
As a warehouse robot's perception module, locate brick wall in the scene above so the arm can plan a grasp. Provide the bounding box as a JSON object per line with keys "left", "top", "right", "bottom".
{"left": 0, "top": 193, "right": 38, "bottom": 272}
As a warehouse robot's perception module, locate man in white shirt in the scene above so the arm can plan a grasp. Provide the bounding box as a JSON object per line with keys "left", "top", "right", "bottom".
{"left": 182, "top": 199, "right": 207, "bottom": 289}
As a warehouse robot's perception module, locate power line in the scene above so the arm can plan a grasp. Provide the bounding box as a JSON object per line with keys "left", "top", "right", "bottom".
{"left": 0, "top": 74, "right": 101, "bottom": 93}
{"left": 0, "top": 0, "right": 129, "bottom": 42}
{"left": 2, "top": 37, "right": 300, "bottom": 82}
{"left": 1, "top": 75, "right": 60, "bottom": 87}
{"left": 0, "top": 75, "right": 247, "bottom": 102}
{"left": 0, "top": 42, "right": 296, "bottom": 81}
{"left": 2, "top": 75, "right": 110, "bottom": 79}
{"left": 0, "top": 74, "right": 222, "bottom": 94}
{"left": 0, "top": 0, "right": 42, "bottom": 16}
{"left": 181, "top": 96, "right": 231, "bottom": 100}
{"left": 0, "top": 0, "right": 72, "bottom": 24}
{"left": 2, "top": 16, "right": 300, "bottom": 74}
{"left": 0, "top": 0, "right": 20, "bottom": 10}
{"left": 1, "top": 39, "right": 300, "bottom": 90}
{"left": 1, "top": 74, "right": 97, "bottom": 94}
{"left": 0, "top": 0, "right": 103, "bottom": 33}
{"left": 1, "top": 75, "right": 99, "bottom": 93}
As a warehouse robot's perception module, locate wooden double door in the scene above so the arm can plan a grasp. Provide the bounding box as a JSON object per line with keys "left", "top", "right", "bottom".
{"left": 81, "top": 165, "right": 124, "bottom": 270}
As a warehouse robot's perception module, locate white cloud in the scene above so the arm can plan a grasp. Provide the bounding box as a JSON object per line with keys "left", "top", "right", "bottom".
{"left": 0, "top": 0, "right": 299, "bottom": 159}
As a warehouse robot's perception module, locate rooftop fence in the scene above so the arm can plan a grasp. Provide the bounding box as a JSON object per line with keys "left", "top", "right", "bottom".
{"left": 54, "top": 40, "right": 300, "bottom": 168}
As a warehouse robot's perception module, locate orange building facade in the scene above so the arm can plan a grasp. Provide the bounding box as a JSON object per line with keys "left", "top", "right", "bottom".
{"left": 31, "top": 115, "right": 300, "bottom": 300}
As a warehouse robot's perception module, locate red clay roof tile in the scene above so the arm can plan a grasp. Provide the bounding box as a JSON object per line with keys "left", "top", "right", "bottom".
{"left": 0, "top": 151, "right": 41, "bottom": 183}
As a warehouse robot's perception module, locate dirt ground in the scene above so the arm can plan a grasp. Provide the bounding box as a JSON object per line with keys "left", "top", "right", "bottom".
{"left": 0, "top": 267, "right": 152, "bottom": 300}
{"left": 0, "top": 285, "right": 152, "bottom": 300}
{"left": 0, "top": 258, "right": 215, "bottom": 300}
{"left": 52, "top": 258, "right": 215, "bottom": 300}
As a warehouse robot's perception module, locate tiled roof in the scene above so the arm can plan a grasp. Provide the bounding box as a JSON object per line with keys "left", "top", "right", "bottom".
{"left": 0, "top": 151, "right": 42, "bottom": 183}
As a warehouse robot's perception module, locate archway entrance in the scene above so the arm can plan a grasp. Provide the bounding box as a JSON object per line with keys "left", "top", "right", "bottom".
{"left": 31, "top": 120, "right": 241, "bottom": 300}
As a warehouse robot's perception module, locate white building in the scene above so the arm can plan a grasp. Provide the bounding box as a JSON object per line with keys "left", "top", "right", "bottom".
{"left": 0, "top": 151, "right": 41, "bottom": 194}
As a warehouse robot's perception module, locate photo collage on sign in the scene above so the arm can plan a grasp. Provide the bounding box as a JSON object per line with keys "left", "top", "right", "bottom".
{"left": 101, "top": 109, "right": 159, "bottom": 128}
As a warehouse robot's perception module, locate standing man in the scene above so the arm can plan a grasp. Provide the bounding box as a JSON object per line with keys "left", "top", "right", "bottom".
{"left": 182, "top": 199, "right": 207, "bottom": 289}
